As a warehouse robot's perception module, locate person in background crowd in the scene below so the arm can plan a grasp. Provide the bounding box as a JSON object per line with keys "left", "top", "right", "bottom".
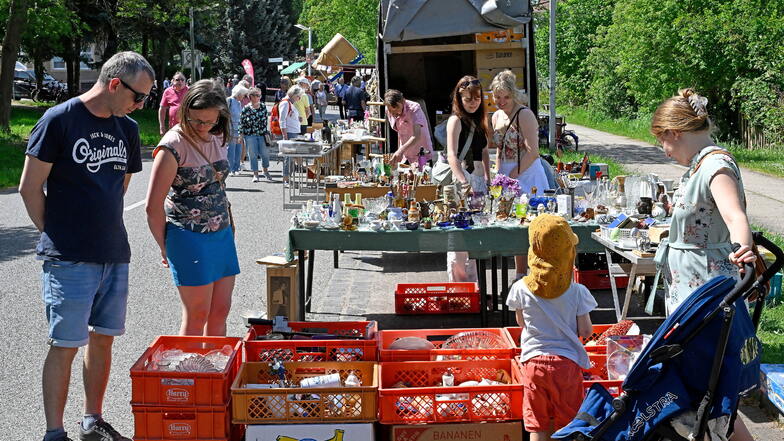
{"left": 506, "top": 215, "right": 596, "bottom": 441}
{"left": 239, "top": 86, "right": 272, "bottom": 183}
{"left": 384, "top": 89, "right": 433, "bottom": 171}
{"left": 299, "top": 77, "right": 315, "bottom": 127}
{"left": 334, "top": 77, "right": 347, "bottom": 119}
{"left": 159, "top": 71, "right": 188, "bottom": 135}
{"left": 315, "top": 83, "right": 328, "bottom": 123}
{"left": 441, "top": 76, "right": 491, "bottom": 283}
{"left": 650, "top": 89, "right": 757, "bottom": 441}
{"left": 360, "top": 75, "right": 367, "bottom": 90}
{"left": 275, "top": 77, "right": 291, "bottom": 103}
{"left": 238, "top": 80, "right": 252, "bottom": 106}
{"left": 226, "top": 85, "right": 247, "bottom": 176}
{"left": 491, "top": 69, "right": 549, "bottom": 281}
{"left": 20, "top": 50, "right": 154, "bottom": 441}
{"left": 294, "top": 77, "right": 311, "bottom": 133}
{"left": 163, "top": 77, "right": 170, "bottom": 90}
{"left": 242, "top": 74, "right": 253, "bottom": 87}
{"left": 146, "top": 79, "right": 239, "bottom": 337}
{"left": 279, "top": 86, "right": 303, "bottom": 188}
{"left": 344, "top": 75, "right": 369, "bottom": 121}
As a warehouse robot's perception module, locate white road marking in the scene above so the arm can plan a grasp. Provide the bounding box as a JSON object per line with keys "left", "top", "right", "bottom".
{"left": 124, "top": 200, "right": 146, "bottom": 211}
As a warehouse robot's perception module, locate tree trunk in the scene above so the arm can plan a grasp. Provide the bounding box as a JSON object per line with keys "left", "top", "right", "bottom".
{"left": 0, "top": 0, "right": 29, "bottom": 131}
{"left": 34, "top": 56, "right": 44, "bottom": 90}
{"left": 73, "top": 35, "right": 81, "bottom": 94}
{"left": 142, "top": 33, "right": 149, "bottom": 60}
{"left": 158, "top": 36, "right": 168, "bottom": 92}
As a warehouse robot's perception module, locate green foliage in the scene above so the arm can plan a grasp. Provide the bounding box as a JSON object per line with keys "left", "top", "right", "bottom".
{"left": 558, "top": 105, "right": 656, "bottom": 145}
{"left": 298, "top": 0, "right": 378, "bottom": 65}
{"left": 760, "top": 303, "right": 784, "bottom": 364}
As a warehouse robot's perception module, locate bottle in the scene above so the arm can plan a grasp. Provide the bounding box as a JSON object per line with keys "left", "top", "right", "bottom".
{"left": 385, "top": 191, "right": 395, "bottom": 210}
{"left": 442, "top": 368, "right": 454, "bottom": 387}
{"left": 344, "top": 370, "right": 361, "bottom": 387}
{"left": 408, "top": 201, "right": 420, "bottom": 222}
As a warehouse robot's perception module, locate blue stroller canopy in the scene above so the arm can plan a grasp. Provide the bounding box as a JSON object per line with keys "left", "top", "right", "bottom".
{"left": 553, "top": 275, "right": 762, "bottom": 441}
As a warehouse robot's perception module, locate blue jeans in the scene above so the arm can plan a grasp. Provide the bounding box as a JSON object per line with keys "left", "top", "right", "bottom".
{"left": 227, "top": 140, "right": 242, "bottom": 172}
{"left": 245, "top": 135, "right": 269, "bottom": 171}
{"left": 283, "top": 132, "right": 299, "bottom": 178}
{"left": 41, "top": 261, "right": 129, "bottom": 347}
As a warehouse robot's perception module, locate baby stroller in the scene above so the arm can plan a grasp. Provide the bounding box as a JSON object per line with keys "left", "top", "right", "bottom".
{"left": 553, "top": 232, "right": 784, "bottom": 441}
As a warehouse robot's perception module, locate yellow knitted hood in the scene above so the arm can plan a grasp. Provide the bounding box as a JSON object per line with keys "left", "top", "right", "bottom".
{"left": 523, "top": 214, "right": 578, "bottom": 299}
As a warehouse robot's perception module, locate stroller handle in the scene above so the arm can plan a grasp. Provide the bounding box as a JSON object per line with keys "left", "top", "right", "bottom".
{"left": 722, "top": 232, "right": 784, "bottom": 307}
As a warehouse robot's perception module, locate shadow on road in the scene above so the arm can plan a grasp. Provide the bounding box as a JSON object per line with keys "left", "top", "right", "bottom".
{"left": 0, "top": 225, "right": 39, "bottom": 262}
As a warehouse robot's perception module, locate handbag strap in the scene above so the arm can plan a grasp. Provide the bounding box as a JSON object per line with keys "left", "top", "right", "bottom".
{"left": 179, "top": 129, "right": 226, "bottom": 193}
{"left": 501, "top": 106, "right": 525, "bottom": 164}
{"left": 458, "top": 123, "right": 475, "bottom": 161}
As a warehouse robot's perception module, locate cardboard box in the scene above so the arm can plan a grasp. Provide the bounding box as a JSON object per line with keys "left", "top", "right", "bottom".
{"left": 477, "top": 67, "right": 525, "bottom": 90}
{"left": 392, "top": 422, "right": 523, "bottom": 441}
{"left": 761, "top": 364, "right": 784, "bottom": 416}
{"left": 246, "top": 422, "right": 374, "bottom": 441}
{"left": 476, "top": 48, "right": 525, "bottom": 69}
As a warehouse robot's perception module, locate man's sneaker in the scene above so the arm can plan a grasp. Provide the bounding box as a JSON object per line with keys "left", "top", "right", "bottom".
{"left": 265, "top": 171, "right": 273, "bottom": 181}
{"left": 43, "top": 434, "right": 73, "bottom": 441}
{"left": 78, "top": 419, "right": 131, "bottom": 441}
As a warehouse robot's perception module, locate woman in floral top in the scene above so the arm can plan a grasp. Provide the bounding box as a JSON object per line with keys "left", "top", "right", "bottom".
{"left": 145, "top": 79, "right": 240, "bottom": 336}
{"left": 239, "top": 86, "right": 271, "bottom": 182}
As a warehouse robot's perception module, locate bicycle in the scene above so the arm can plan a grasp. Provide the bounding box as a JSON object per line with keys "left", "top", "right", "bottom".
{"left": 538, "top": 115, "right": 579, "bottom": 154}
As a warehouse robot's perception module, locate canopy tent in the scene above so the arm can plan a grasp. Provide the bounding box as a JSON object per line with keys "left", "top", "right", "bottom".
{"left": 312, "top": 33, "right": 363, "bottom": 69}
{"left": 279, "top": 61, "right": 307, "bottom": 76}
{"left": 380, "top": 0, "right": 530, "bottom": 42}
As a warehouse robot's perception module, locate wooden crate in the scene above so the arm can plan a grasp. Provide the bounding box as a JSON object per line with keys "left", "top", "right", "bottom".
{"left": 475, "top": 48, "right": 525, "bottom": 70}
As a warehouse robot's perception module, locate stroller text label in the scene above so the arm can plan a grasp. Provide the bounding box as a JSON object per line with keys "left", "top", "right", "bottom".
{"left": 629, "top": 392, "right": 678, "bottom": 436}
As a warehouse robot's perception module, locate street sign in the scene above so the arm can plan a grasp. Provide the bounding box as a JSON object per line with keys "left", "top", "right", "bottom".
{"left": 268, "top": 57, "right": 283, "bottom": 63}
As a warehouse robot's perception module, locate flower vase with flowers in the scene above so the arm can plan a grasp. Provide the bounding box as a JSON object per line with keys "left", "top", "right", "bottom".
{"left": 489, "top": 174, "right": 522, "bottom": 220}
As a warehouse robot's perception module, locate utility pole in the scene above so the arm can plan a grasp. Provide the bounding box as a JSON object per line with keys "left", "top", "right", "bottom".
{"left": 189, "top": 6, "right": 196, "bottom": 81}
{"left": 548, "top": 0, "right": 556, "bottom": 151}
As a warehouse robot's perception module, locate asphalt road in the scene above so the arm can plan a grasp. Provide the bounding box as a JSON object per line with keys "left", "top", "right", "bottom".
{"left": 0, "top": 149, "right": 315, "bottom": 438}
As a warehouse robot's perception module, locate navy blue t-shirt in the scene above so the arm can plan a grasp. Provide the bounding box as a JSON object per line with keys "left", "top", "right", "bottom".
{"left": 26, "top": 97, "right": 142, "bottom": 263}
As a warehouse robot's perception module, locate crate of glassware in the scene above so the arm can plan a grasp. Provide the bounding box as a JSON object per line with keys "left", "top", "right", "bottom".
{"left": 231, "top": 361, "right": 378, "bottom": 424}
{"left": 378, "top": 328, "right": 517, "bottom": 362}
{"left": 130, "top": 336, "right": 242, "bottom": 407}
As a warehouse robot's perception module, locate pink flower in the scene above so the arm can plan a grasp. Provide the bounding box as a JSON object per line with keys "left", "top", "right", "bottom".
{"left": 207, "top": 215, "right": 223, "bottom": 231}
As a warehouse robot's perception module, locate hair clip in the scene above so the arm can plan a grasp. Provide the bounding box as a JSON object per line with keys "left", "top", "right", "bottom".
{"left": 687, "top": 94, "right": 708, "bottom": 116}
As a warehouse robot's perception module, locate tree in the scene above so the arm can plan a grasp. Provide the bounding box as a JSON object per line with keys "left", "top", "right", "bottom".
{"left": 214, "top": 0, "right": 301, "bottom": 84}
{"left": 0, "top": 0, "right": 28, "bottom": 131}
{"left": 298, "top": 0, "right": 378, "bottom": 64}
{"left": 20, "top": 0, "right": 76, "bottom": 89}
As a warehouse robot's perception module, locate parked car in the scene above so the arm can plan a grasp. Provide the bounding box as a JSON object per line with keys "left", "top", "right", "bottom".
{"left": 13, "top": 69, "right": 35, "bottom": 100}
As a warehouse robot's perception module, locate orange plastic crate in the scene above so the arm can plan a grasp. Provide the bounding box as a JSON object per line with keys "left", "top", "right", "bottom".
{"left": 582, "top": 353, "right": 623, "bottom": 397}
{"left": 231, "top": 361, "right": 378, "bottom": 424}
{"left": 243, "top": 321, "right": 378, "bottom": 362}
{"left": 130, "top": 336, "right": 242, "bottom": 407}
{"left": 132, "top": 404, "right": 241, "bottom": 440}
{"left": 378, "top": 359, "right": 524, "bottom": 424}
{"left": 504, "top": 324, "right": 612, "bottom": 355}
{"left": 394, "top": 283, "right": 480, "bottom": 314}
{"left": 378, "top": 328, "right": 517, "bottom": 362}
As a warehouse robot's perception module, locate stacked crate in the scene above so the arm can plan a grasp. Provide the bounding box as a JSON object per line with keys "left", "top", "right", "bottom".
{"left": 130, "top": 336, "right": 243, "bottom": 441}
{"left": 475, "top": 26, "right": 527, "bottom": 114}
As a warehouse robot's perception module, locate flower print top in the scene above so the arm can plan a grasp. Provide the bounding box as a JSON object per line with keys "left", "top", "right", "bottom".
{"left": 238, "top": 103, "right": 269, "bottom": 137}
{"left": 492, "top": 107, "right": 530, "bottom": 161}
{"left": 660, "top": 146, "right": 745, "bottom": 314}
{"left": 154, "top": 126, "right": 231, "bottom": 233}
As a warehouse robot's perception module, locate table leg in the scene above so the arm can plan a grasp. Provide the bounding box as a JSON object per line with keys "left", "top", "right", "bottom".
{"left": 298, "top": 250, "right": 306, "bottom": 321}
{"left": 621, "top": 264, "right": 638, "bottom": 320}
{"left": 491, "top": 256, "right": 498, "bottom": 312}
{"left": 333, "top": 250, "right": 339, "bottom": 268}
{"left": 478, "top": 259, "right": 487, "bottom": 327}
{"left": 605, "top": 249, "right": 622, "bottom": 322}
{"left": 501, "top": 256, "right": 510, "bottom": 326}
{"left": 306, "top": 250, "right": 315, "bottom": 314}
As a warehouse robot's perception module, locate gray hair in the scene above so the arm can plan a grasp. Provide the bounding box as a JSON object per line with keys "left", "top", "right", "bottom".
{"left": 350, "top": 76, "right": 361, "bottom": 87}
{"left": 231, "top": 85, "right": 249, "bottom": 98}
{"left": 98, "top": 51, "right": 155, "bottom": 85}
{"left": 287, "top": 85, "right": 304, "bottom": 99}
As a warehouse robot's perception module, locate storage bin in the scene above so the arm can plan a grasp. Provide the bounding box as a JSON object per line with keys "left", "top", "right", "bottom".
{"left": 378, "top": 328, "right": 516, "bottom": 362}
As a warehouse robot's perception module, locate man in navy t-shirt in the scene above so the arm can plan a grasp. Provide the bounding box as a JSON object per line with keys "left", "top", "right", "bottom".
{"left": 19, "top": 51, "right": 154, "bottom": 441}
{"left": 344, "top": 75, "right": 370, "bottom": 121}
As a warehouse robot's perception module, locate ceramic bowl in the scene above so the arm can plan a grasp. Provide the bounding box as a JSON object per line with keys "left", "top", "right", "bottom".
{"left": 370, "top": 220, "right": 384, "bottom": 231}
{"left": 303, "top": 220, "right": 321, "bottom": 229}
{"left": 390, "top": 219, "right": 404, "bottom": 230}
{"left": 404, "top": 221, "right": 419, "bottom": 231}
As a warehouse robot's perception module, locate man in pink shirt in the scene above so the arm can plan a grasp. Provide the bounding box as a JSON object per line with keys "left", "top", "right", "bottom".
{"left": 384, "top": 89, "right": 433, "bottom": 170}
{"left": 158, "top": 71, "right": 188, "bottom": 134}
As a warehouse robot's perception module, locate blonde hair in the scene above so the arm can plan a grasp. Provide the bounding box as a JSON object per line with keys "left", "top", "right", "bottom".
{"left": 650, "top": 88, "right": 712, "bottom": 137}
{"left": 489, "top": 70, "right": 528, "bottom": 106}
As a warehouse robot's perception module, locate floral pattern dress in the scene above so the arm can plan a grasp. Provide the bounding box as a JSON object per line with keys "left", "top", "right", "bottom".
{"left": 159, "top": 145, "right": 231, "bottom": 234}
{"left": 656, "top": 146, "right": 745, "bottom": 314}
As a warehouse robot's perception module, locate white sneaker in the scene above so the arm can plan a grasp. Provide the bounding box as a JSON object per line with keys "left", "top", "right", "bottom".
{"left": 284, "top": 181, "right": 290, "bottom": 188}
{"left": 252, "top": 176, "right": 260, "bottom": 183}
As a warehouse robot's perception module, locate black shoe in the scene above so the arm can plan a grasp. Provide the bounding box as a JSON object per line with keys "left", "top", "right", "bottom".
{"left": 78, "top": 419, "right": 131, "bottom": 441}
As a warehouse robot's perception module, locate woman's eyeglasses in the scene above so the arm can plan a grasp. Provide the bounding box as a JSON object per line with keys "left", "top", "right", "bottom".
{"left": 459, "top": 79, "right": 481, "bottom": 89}
{"left": 119, "top": 79, "right": 149, "bottom": 103}
{"left": 187, "top": 118, "right": 219, "bottom": 128}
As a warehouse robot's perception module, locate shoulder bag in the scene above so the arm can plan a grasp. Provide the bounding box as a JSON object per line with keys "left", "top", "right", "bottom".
{"left": 431, "top": 122, "right": 475, "bottom": 187}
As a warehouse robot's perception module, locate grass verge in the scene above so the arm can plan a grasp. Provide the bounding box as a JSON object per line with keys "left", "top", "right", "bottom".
{"left": 753, "top": 227, "right": 784, "bottom": 364}
{"left": 558, "top": 105, "right": 784, "bottom": 179}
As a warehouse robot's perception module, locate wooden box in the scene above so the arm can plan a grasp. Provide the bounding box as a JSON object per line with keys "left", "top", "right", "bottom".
{"left": 475, "top": 48, "right": 525, "bottom": 69}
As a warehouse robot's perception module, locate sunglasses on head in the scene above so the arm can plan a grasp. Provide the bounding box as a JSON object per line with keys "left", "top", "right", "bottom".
{"left": 459, "top": 79, "right": 481, "bottom": 89}
{"left": 119, "top": 78, "right": 149, "bottom": 103}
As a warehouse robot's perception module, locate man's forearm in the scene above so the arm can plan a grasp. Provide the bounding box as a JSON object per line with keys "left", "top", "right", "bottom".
{"left": 158, "top": 107, "right": 167, "bottom": 129}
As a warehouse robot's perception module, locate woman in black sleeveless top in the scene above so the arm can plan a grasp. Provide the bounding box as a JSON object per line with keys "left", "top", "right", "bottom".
{"left": 445, "top": 75, "right": 491, "bottom": 282}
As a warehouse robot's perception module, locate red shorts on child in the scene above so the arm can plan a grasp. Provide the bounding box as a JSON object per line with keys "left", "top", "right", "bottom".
{"left": 521, "top": 354, "right": 584, "bottom": 432}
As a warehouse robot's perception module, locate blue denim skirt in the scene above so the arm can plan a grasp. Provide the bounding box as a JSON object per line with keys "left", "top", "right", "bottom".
{"left": 165, "top": 223, "right": 240, "bottom": 287}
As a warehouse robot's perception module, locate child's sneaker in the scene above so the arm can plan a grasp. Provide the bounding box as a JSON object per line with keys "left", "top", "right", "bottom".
{"left": 78, "top": 419, "right": 131, "bottom": 441}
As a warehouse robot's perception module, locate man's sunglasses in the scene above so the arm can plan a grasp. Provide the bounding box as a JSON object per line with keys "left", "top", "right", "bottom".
{"left": 459, "top": 79, "right": 481, "bottom": 89}
{"left": 119, "top": 79, "right": 149, "bottom": 103}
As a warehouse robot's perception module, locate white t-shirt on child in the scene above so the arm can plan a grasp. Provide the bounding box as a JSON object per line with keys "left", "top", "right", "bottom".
{"left": 505, "top": 280, "right": 597, "bottom": 369}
